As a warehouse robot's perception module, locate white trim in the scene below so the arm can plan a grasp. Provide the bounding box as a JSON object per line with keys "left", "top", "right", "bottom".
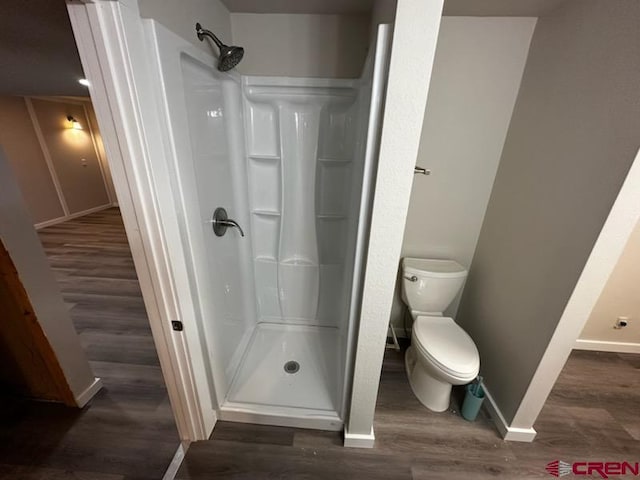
{"left": 74, "top": 377, "right": 103, "bottom": 407}
{"left": 510, "top": 148, "right": 640, "bottom": 431}
{"left": 161, "top": 441, "right": 190, "bottom": 480}
{"left": 34, "top": 203, "right": 113, "bottom": 230}
{"left": 574, "top": 339, "right": 640, "bottom": 354}
{"left": 24, "top": 97, "right": 70, "bottom": 216}
{"left": 344, "top": 427, "right": 375, "bottom": 448}
{"left": 67, "top": 0, "right": 215, "bottom": 441}
{"left": 482, "top": 383, "right": 536, "bottom": 442}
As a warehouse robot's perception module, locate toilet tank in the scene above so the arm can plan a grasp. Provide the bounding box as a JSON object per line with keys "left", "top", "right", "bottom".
{"left": 401, "top": 258, "right": 468, "bottom": 314}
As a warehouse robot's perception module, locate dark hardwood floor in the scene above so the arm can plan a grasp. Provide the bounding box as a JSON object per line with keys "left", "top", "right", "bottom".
{"left": 0, "top": 208, "right": 179, "bottom": 480}
{"left": 177, "top": 348, "right": 640, "bottom": 479}
{"left": 3, "top": 208, "right": 639, "bottom": 479}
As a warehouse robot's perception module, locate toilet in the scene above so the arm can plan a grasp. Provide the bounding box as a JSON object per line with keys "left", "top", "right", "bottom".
{"left": 401, "top": 257, "right": 479, "bottom": 412}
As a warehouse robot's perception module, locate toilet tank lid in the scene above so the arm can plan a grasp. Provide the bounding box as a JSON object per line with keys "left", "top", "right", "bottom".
{"left": 402, "top": 258, "right": 467, "bottom": 278}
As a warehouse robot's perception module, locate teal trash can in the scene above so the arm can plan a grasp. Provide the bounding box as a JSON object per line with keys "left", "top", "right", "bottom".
{"left": 461, "top": 382, "right": 485, "bottom": 421}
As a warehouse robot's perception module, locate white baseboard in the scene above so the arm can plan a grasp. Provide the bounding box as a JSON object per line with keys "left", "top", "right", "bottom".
{"left": 35, "top": 203, "right": 115, "bottom": 230}
{"left": 482, "top": 383, "right": 537, "bottom": 442}
{"left": 575, "top": 338, "right": 640, "bottom": 354}
{"left": 344, "top": 427, "right": 375, "bottom": 448}
{"left": 162, "top": 441, "right": 190, "bottom": 480}
{"left": 75, "top": 377, "right": 103, "bottom": 407}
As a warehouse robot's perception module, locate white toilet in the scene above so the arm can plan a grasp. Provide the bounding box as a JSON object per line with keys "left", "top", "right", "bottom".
{"left": 401, "top": 257, "right": 480, "bottom": 412}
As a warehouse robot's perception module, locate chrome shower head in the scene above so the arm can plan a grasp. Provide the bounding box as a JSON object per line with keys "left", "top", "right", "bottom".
{"left": 195, "top": 23, "right": 244, "bottom": 72}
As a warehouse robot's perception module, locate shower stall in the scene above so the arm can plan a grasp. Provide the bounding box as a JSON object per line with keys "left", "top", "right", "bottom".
{"left": 146, "top": 20, "right": 391, "bottom": 430}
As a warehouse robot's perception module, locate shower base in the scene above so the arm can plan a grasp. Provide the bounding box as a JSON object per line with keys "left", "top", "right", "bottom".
{"left": 220, "top": 323, "right": 343, "bottom": 431}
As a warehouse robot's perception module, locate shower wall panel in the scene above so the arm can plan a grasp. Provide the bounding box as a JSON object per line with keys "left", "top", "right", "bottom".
{"left": 178, "top": 54, "right": 258, "bottom": 389}
{"left": 243, "top": 78, "right": 361, "bottom": 328}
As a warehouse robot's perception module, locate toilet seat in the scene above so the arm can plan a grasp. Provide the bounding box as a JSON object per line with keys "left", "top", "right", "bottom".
{"left": 413, "top": 315, "right": 479, "bottom": 379}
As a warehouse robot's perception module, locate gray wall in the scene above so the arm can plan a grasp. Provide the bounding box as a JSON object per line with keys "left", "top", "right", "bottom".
{"left": 30, "top": 99, "right": 109, "bottom": 215}
{"left": 456, "top": 0, "right": 640, "bottom": 424}
{"left": 0, "top": 96, "right": 113, "bottom": 226}
{"left": 230, "top": 13, "right": 371, "bottom": 78}
{"left": 0, "top": 97, "right": 64, "bottom": 223}
{"left": 139, "top": 0, "right": 232, "bottom": 55}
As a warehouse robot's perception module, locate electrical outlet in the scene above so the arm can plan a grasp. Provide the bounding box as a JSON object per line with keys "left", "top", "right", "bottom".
{"left": 614, "top": 316, "right": 629, "bottom": 329}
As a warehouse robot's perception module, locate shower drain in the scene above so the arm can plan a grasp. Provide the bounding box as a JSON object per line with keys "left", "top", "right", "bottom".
{"left": 284, "top": 360, "right": 300, "bottom": 374}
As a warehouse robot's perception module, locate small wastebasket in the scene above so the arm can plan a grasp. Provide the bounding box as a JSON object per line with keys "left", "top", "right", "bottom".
{"left": 461, "top": 381, "right": 485, "bottom": 422}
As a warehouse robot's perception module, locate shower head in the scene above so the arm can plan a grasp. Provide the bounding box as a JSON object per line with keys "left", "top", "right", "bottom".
{"left": 195, "top": 23, "right": 244, "bottom": 72}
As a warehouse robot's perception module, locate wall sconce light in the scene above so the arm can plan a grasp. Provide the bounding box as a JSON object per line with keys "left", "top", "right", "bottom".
{"left": 67, "top": 115, "right": 82, "bottom": 130}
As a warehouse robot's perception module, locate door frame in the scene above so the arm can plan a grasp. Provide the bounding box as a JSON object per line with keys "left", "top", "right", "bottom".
{"left": 67, "top": 0, "right": 216, "bottom": 441}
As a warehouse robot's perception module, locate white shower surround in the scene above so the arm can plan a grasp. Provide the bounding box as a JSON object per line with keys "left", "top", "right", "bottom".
{"left": 147, "top": 20, "right": 386, "bottom": 430}
{"left": 243, "top": 76, "right": 363, "bottom": 328}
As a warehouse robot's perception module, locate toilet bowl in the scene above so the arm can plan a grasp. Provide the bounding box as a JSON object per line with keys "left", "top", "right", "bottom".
{"left": 401, "top": 258, "right": 479, "bottom": 412}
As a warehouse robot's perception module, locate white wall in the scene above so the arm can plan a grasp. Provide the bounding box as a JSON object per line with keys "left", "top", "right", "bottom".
{"left": 456, "top": 0, "right": 640, "bottom": 425}
{"left": 0, "top": 147, "right": 97, "bottom": 403}
{"left": 230, "top": 13, "right": 370, "bottom": 78}
{"left": 139, "top": 0, "right": 232, "bottom": 55}
{"left": 390, "top": 17, "right": 536, "bottom": 327}
{"left": 346, "top": 0, "right": 444, "bottom": 446}
{"left": 579, "top": 219, "right": 640, "bottom": 346}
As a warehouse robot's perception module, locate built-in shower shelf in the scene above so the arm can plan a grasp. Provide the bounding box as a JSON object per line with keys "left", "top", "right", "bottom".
{"left": 249, "top": 154, "right": 281, "bottom": 162}
{"left": 252, "top": 209, "right": 281, "bottom": 217}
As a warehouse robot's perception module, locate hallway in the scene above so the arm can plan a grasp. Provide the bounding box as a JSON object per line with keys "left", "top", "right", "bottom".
{"left": 0, "top": 208, "right": 178, "bottom": 479}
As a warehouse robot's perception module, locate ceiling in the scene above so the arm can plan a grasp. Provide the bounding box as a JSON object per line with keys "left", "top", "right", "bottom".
{"left": 0, "top": 0, "right": 87, "bottom": 96}
{"left": 220, "top": 0, "right": 374, "bottom": 14}
{"left": 220, "top": 0, "right": 566, "bottom": 16}
{"left": 443, "top": 0, "right": 567, "bottom": 16}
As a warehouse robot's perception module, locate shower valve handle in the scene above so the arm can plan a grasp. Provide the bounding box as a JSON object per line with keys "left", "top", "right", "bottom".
{"left": 211, "top": 208, "right": 244, "bottom": 237}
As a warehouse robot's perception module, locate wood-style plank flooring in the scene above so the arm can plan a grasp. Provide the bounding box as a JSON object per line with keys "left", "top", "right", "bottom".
{"left": 177, "top": 347, "right": 640, "bottom": 479}
{"left": 0, "top": 208, "right": 179, "bottom": 480}
{"left": 4, "top": 208, "right": 639, "bottom": 479}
